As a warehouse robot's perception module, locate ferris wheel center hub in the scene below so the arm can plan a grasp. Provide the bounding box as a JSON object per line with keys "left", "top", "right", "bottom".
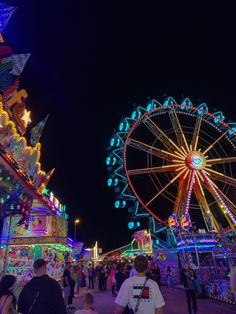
{"left": 185, "top": 151, "right": 206, "bottom": 170}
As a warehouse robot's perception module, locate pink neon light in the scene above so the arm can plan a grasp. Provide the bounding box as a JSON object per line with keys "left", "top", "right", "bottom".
{"left": 185, "top": 171, "right": 196, "bottom": 215}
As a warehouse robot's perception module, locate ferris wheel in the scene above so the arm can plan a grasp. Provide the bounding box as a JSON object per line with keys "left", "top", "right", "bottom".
{"left": 106, "top": 97, "right": 236, "bottom": 235}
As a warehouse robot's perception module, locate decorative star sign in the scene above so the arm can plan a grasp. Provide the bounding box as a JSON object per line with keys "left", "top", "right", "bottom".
{"left": 21, "top": 109, "right": 31, "bottom": 127}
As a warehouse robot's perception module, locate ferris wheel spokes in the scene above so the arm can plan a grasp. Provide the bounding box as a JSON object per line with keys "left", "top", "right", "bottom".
{"left": 208, "top": 179, "right": 236, "bottom": 216}
{"left": 145, "top": 168, "right": 187, "bottom": 207}
{"left": 127, "top": 138, "right": 184, "bottom": 162}
{"left": 204, "top": 167, "right": 236, "bottom": 187}
{"left": 119, "top": 101, "right": 236, "bottom": 232}
{"left": 143, "top": 118, "right": 186, "bottom": 157}
{"left": 206, "top": 156, "right": 236, "bottom": 165}
{"left": 191, "top": 115, "right": 202, "bottom": 151}
{"left": 127, "top": 164, "right": 185, "bottom": 176}
{"left": 169, "top": 109, "right": 190, "bottom": 152}
{"left": 203, "top": 130, "right": 229, "bottom": 154}
{"left": 200, "top": 171, "right": 236, "bottom": 229}
{"left": 193, "top": 177, "right": 219, "bottom": 232}
{"left": 173, "top": 179, "right": 186, "bottom": 215}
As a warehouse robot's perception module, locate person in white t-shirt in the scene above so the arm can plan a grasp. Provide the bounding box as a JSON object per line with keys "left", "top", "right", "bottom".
{"left": 115, "top": 256, "right": 165, "bottom": 314}
{"left": 75, "top": 292, "right": 98, "bottom": 314}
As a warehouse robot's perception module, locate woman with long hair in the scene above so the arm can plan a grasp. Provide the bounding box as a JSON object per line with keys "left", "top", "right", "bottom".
{"left": 0, "top": 275, "right": 17, "bottom": 314}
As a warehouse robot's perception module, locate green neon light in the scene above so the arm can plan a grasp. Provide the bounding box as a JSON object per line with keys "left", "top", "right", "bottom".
{"left": 114, "top": 165, "right": 127, "bottom": 181}
{"left": 112, "top": 148, "right": 123, "bottom": 162}
{"left": 163, "top": 97, "right": 176, "bottom": 106}
{"left": 121, "top": 184, "right": 136, "bottom": 200}
{"left": 134, "top": 202, "right": 149, "bottom": 217}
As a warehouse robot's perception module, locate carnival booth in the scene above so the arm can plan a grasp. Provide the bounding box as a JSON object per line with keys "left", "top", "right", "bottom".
{"left": 0, "top": 204, "right": 73, "bottom": 282}
{"left": 0, "top": 2, "right": 73, "bottom": 283}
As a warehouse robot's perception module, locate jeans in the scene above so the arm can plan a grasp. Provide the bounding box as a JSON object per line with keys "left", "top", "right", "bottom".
{"left": 185, "top": 289, "right": 197, "bottom": 314}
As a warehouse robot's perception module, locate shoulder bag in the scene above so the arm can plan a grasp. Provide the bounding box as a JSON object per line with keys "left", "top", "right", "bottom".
{"left": 27, "top": 291, "right": 40, "bottom": 314}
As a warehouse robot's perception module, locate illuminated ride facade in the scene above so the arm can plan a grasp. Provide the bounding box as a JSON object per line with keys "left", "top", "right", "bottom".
{"left": 0, "top": 3, "right": 73, "bottom": 281}
{"left": 106, "top": 97, "right": 236, "bottom": 302}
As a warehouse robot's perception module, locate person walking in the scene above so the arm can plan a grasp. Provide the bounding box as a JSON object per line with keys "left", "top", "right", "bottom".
{"left": 115, "top": 255, "right": 165, "bottom": 314}
{"left": 18, "top": 259, "right": 66, "bottom": 314}
{"left": 0, "top": 275, "right": 17, "bottom": 314}
{"left": 181, "top": 261, "right": 198, "bottom": 314}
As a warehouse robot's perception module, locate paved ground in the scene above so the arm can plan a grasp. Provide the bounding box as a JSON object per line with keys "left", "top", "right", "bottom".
{"left": 72, "top": 286, "right": 236, "bottom": 314}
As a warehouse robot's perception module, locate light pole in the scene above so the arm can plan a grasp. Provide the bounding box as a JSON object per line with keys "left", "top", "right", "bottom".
{"left": 74, "top": 219, "right": 80, "bottom": 242}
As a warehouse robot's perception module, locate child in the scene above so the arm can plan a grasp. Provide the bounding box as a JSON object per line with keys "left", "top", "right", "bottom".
{"left": 75, "top": 292, "right": 98, "bottom": 314}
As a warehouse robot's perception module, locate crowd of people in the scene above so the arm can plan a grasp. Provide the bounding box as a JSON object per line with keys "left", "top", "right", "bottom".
{"left": 0, "top": 256, "right": 199, "bottom": 314}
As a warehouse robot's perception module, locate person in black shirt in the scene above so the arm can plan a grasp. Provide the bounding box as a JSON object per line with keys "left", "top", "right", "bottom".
{"left": 181, "top": 262, "right": 198, "bottom": 314}
{"left": 97, "top": 262, "right": 105, "bottom": 291}
{"left": 18, "top": 259, "right": 66, "bottom": 314}
{"left": 115, "top": 265, "right": 127, "bottom": 292}
{"left": 149, "top": 262, "right": 161, "bottom": 287}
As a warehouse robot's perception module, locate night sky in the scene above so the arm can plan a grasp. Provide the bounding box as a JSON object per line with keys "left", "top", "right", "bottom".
{"left": 3, "top": 1, "right": 236, "bottom": 252}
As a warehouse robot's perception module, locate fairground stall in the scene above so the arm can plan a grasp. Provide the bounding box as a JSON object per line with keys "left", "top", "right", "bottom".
{"left": 0, "top": 193, "right": 73, "bottom": 283}
{"left": 0, "top": 3, "right": 73, "bottom": 282}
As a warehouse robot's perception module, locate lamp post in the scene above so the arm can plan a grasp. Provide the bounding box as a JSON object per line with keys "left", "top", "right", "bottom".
{"left": 74, "top": 219, "right": 80, "bottom": 242}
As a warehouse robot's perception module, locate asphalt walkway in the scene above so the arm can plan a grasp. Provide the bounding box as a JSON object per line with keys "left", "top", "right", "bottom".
{"left": 72, "top": 286, "right": 236, "bottom": 314}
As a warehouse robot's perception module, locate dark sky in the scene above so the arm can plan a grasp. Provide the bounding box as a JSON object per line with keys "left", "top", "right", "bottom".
{"left": 3, "top": 1, "right": 236, "bottom": 251}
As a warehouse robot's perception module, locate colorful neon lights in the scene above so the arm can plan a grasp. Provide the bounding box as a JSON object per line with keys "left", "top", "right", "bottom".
{"left": 107, "top": 98, "right": 236, "bottom": 236}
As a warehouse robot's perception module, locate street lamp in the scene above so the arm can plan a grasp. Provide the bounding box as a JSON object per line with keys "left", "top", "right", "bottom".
{"left": 74, "top": 219, "right": 80, "bottom": 241}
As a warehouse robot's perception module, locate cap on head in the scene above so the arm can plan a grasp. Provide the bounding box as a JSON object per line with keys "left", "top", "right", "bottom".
{"left": 33, "top": 259, "right": 47, "bottom": 270}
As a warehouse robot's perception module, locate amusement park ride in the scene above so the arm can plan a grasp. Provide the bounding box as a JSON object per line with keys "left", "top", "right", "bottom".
{"left": 106, "top": 97, "right": 236, "bottom": 302}
{"left": 106, "top": 97, "right": 236, "bottom": 240}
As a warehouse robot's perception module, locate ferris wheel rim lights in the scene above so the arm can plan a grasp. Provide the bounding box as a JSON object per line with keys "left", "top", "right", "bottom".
{"left": 107, "top": 98, "right": 236, "bottom": 233}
